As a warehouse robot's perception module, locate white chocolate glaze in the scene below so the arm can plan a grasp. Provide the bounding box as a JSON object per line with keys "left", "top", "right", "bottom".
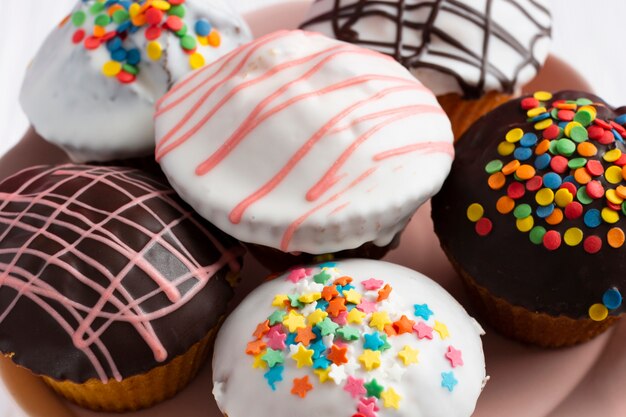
{"left": 301, "top": 0, "right": 551, "bottom": 98}
{"left": 213, "top": 259, "right": 486, "bottom": 417}
{"left": 19, "top": 0, "right": 252, "bottom": 162}
{"left": 155, "top": 30, "right": 454, "bottom": 254}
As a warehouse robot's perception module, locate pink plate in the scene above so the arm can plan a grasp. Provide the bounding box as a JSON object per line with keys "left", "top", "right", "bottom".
{"left": 1, "top": 2, "right": 625, "bottom": 416}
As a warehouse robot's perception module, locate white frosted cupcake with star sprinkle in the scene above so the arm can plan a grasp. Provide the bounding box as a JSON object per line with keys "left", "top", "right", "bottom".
{"left": 212, "top": 259, "right": 486, "bottom": 417}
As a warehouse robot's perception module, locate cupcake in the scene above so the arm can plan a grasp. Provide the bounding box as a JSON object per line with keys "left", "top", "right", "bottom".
{"left": 300, "top": 0, "right": 552, "bottom": 139}
{"left": 155, "top": 30, "right": 454, "bottom": 271}
{"left": 20, "top": 0, "right": 252, "bottom": 163}
{"left": 432, "top": 91, "right": 626, "bottom": 347}
{"left": 0, "top": 164, "right": 244, "bottom": 411}
{"left": 213, "top": 259, "right": 487, "bottom": 417}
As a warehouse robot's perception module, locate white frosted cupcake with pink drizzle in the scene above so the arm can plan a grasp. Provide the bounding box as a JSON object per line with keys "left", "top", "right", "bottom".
{"left": 154, "top": 30, "right": 454, "bottom": 271}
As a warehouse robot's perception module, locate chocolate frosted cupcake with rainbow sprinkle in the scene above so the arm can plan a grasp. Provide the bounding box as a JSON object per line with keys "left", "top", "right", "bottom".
{"left": 212, "top": 259, "right": 487, "bottom": 417}
{"left": 20, "top": 0, "right": 251, "bottom": 163}
{"left": 432, "top": 91, "right": 626, "bottom": 347}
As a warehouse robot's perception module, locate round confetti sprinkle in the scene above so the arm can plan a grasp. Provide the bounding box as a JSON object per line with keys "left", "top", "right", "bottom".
{"left": 498, "top": 141, "right": 515, "bottom": 156}
{"left": 475, "top": 217, "right": 493, "bottom": 236}
{"left": 94, "top": 14, "right": 111, "bottom": 27}
{"left": 145, "top": 8, "right": 165, "bottom": 25}
{"left": 586, "top": 181, "right": 604, "bottom": 199}
{"left": 534, "top": 153, "right": 551, "bottom": 170}
{"left": 601, "top": 208, "right": 620, "bottom": 224}
{"left": 583, "top": 235, "right": 603, "bottom": 254}
{"left": 521, "top": 97, "right": 540, "bottom": 109}
{"left": 550, "top": 156, "right": 569, "bottom": 173}
{"left": 555, "top": 188, "right": 573, "bottom": 208}
{"left": 607, "top": 227, "right": 625, "bottom": 249}
{"left": 604, "top": 148, "right": 622, "bottom": 162}
{"left": 534, "top": 118, "right": 553, "bottom": 130}
{"left": 563, "top": 227, "right": 583, "bottom": 246}
{"left": 577, "top": 142, "right": 597, "bottom": 157}
{"left": 72, "top": 10, "right": 87, "bottom": 26}
{"left": 496, "top": 196, "right": 515, "bottom": 214}
{"left": 535, "top": 188, "right": 554, "bottom": 206}
{"left": 195, "top": 18, "right": 212, "bottom": 36}
{"left": 535, "top": 139, "right": 551, "bottom": 154}
{"left": 542, "top": 172, "right": 562, "bottom": 190}
{"left": 520, "top": 133, "right": 538, "bottom": 147}
{"left": 72, "top": 29, "right": 86, "bottom": 44}
{"left": 542, "top": 125, "right": 560, "bottom": 140}
{"left": 502, "top": 160, "right": 521, "bottom": 176}
{"left": 147, "top": 41, "right": 163, "bottom": 60}
{"left": 516, "top": 216, "right": 534, "bottom": 232}
{"left": 574, "top": 109, "right": 594, "bottom": 126}
{"left": 556, "top": 138, "right": 576, "bottom": 156}
{"left": 189, "top": 52, "right": 205, "bottom": 69}
{"left": 513, "top": 204, "right": 532, "bottom": 219}
{"left": 543, "top": 230, "right": 561, "bottom": 250}
{"left": 526, "top": 176, "right": 543, "bottom": 192}
{"left": 145, "top": 25, "right": 163, "bottom": 41}
{"left": 488, "top": 172, "right": 506, "bottom": 190}
{"left": 534, "top": 91, "right": 553, "bottom": 101}
{"left": 568, "top": 157, "right": 587, "bottom": 170}
{"left": 102, "top": 61, "right": 122, "bottom": 77}
{"left": 577, "top": 187, "right": 593, "bottom": 205}
{"left": 536, "top": 204, "right": 554, "bottom": 218}
{"left": 485, "top": 160, "right": 503, "bottom": 174}
{"left": 604, "top": 166, "right": 622, "bottom": 185}
{"left": 564, "top": 201, "right": 583, "bottom": 220}
{"left": 165, "top": 15, "right": 184, "bottom": 31}
{"left": 606, "top": 189, "right": 624, "bottom": 205}
{"left": 505, "top": 128, "right": 524, "bottom": 143}
{"left": 545, "top": 207, "right": 564, "bottom": 225}
{"left": 602, "top": 288, "right": 623, "bottom": 309}
{"left": 514, "top": 147, "right": 533, "bottom": 161}
{"left": 516, "top": 164, "right": 535, "bottom": 180}
{"left": 181, "top": 34, "right": 197, "bottom": 50}
{"left": 589, "top": 303, "right": 609, "bottom": 321}
{"left": 507, "top": 182, "right": 525, "bottom": 200}
{"left": 583, "top": 209, "right": 602, "bottom": 228}
{"left": 529, "top": 226, "right": 547, "bottom": 245}
{"left": 466, "top": 203, "right": 484, "bottom": 222}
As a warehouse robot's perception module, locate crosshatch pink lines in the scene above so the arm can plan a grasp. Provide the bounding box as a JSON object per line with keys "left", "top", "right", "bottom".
{"left": 0, "top": 165, "right": 241, "bottom": 382}
{"left": 156, "top": 30, "right": 454, "bottom": 251}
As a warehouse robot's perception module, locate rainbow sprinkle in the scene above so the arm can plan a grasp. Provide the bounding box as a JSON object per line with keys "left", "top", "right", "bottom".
{"left": 245, "top": 265, "right": 464, "bottom": 415}
{"left": 64, "top": 0, "right": 222, "bottom": 83}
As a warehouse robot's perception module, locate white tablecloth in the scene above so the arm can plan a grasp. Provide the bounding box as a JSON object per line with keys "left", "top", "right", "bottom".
{"left": 1, "top": 0, "right": 626, "bottom": 415}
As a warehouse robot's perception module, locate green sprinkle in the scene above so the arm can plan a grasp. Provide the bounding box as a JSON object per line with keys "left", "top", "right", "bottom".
{"left": 168, "top": 4, "right": 186, "bottom": 17}
{"left": 365, "top": 379, "right": 384, "bottom": 398}
{"left": 577, "top": 187, "right": 593, "bottom": 205}
{"left": 568, "top": 157, "right": 587, "bottom": 169}
{"left": 122, "top": 64, "right": 138, "bottom": 75}
{"left": 313, "top": 271, "right": 330, "bottom": 284}
{"left": 71, "top": 10, "right": 86, "bottom": 27}
{"left": 556, "top": 138, "right": 576, "bottom": 156}
{"left": 262, "top": 348, "right": 284, "bottom": 367}
{"left": 529, "top": 226, "right": 547, "bottom": 245}
{"left": 287, "top": 294, "right": 303, "bottom": 308}
{"left": 549, "top": 140, "right": 559, "bottom": 155}
{"left": 336, "top": 326, "right": 360, "bottom": 341}
{"left": 317, "top": 318, "right": 339, "bottom": 336}
{"left": 514, "top": 204, "right": 532, "bottom": 219}
{"left": 175, "top": 24, "right": 188, "bottom": 37}
{"left": 570, "top": 125, "right": 589, "bottom": 142}
{"left": 268, "top": 310, "right": 286, "bottom": 325}
{"left": 576, "top": 98, "right": 593, "bottom": 106}
{"left": 622, "top": 201, "right": 626, "bottom": 216}
{"left": 94, "top": 14, "right": 111, "bottom": 27}
{"left": 574, "top": 110, "right": 593, "bottom": 126}
{"left": 485, "top": 160, "right": 503, "bottom": 174}
{"left": 180, "top": 34, "right": 196, "bottom": 50}
{"left": 551, "top": 108, "right": 559, "bottom": 120}
{"left": 89, "top": 2, "right": 105, "bottom": 14}
{"left": 112, "top": 9, "right": 130, "bottom": 24}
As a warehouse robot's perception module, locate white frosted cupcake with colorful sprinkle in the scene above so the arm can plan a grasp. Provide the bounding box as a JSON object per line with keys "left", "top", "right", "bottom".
{"left": 212, "top": 259, "right": 486, "bottom": 417}
{"left": 20, "top": 0, "right": 252, "bottom": 162}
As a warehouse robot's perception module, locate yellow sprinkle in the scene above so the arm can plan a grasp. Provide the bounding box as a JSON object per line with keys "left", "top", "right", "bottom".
{"left": 497, "top": 141, "right": 515, "bottom": 156}
{"left": 589, "top": 303, "right": 608, "bottom": 321}
{"left": 307, "top": 309, "right": 328, "bottom": 326}
{"left": 381, "top": 387, "right": 402, "bottom": 409}
{"left": 578, "top": 105, "right": 597, "bottom": 120}
{"left": 527, "top": 107, "right": 547, "bottom": 117}
{"left": 298, "top": 292, "right": 321, "bottom": 304}
{"left": 197, "top": 35, "right": 209, "bottom": 46}
{"left": 102, "top": 61, "right": 122, "bottom": 77}
{"left": 505, "top": 128, "right": 524, "bottom": 143}
{"left": 516, "top": 216, "right": 534, "bottom": 232}
{"left": 129, "top": 3, "right": 141, "bottom": 17}
{"left": 535, "top": 188, "right": 555, "bottom": 206}
{"left": 554, "top": 188, "right": 573, "bottom": 208}
{"left": 602, "top": 207, "right": 620, "bottom": 224}
{"left": 208, "top": 30, "right": 221, "bottom": 47}
{"left": 466, "top": 203, "right": 484, "bottom": 222}
{"left": 564, "top": 227, "right": 583, "bottom": 246}
{"left": 433, "top": 321, "right": 449, "bottom": 339}
{"left": 606, "top": 189, "right": 624, "bottom": 205}
{"left": 272, "top": 294, "right": 288, "bottom": 307}
{"left": 535, "top": 118, "right": 553, "bottom": 130}
{"left": 147, "top": 41, "right": 162, "bottom": 60}
{"left": 189, "top": 52, "right": 206, "bottom": 70}
{"left": 533, "top": 91, "right": 553, "bottom": 101}
{"left": 564, "top": 121, "right": 583, "bottom": 138}
{"left": 604, "top": 149, "right": 622, "bottom": 163}
{"left": 151, "top": 0, "right": 171, "bottom": 10}
{"left": 253, "top": 352, "right": 267, "bottom": 369}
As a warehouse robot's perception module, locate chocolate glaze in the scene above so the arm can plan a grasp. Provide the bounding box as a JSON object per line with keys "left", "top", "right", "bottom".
{"left": 0, "top": 165, "right": 244, "bottom": 383}
{"left": 432, "top": 91, "right": 626, "bottom": 319}
{"left": 301, "top": 0, "right": 551, "bottom": 99}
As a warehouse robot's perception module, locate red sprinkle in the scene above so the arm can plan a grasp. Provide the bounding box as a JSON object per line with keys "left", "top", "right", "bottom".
{"left": 475, "top": 218, "right": 493, "bottom": 236}
{"left": 145, "top": 7, "right": 164, "bottom": 25}
{"left": 84, "top": 36, "right": 101, "bottom": 50}
{"left": 169, "top": 0, "right": 186, "bottom": 4}
{"left": 521, "top": 97, "right": 540, "bottom": 110}
{"left": 145, "top": 25, "right": 162, "bottom": 41}
{"left": 72, "top": 29, "right": 85, "bottom": 44}
{"left": 599, "top": 130, "right": 615, "bottom": 145}
{"left": 564, "top": 202, "right": 583, "bottom": 219}
{"left": 560, "top": 182, "right": 577, "bottom": 196}
{"left": 101, "top": 31, "right": 117, "bottom": 42}
{"left": 611, "top": 121, "right": 626, "bottom": 136}
{"left": 595, "top": 119, "right": 612, "bottom": 130}
{"left": 608, "top": 201, "right": 622, "bottom": 211}
{"left": 543, "top": 230, "right": 562, "bottom": 251}
{"left": 117, "top": 70, "right": 136, "bottom": 84}
{"left": 165, "top": 16, "right": 184, "bottom": 31}
{"left": 585, "top": 160, "right": 605, "bottom": 176}
{"left": 543, "top": 124, "right": 560, "bottom": 139}
{"left": 586, "top": 180, "right": 605, "bottom": 199}
{"left": 614, "top": 154, "right": 626, "bottom": 166}
{"left": 507, "top": 182, "right": 526, "bottom": 199}
{"left": 557, "top": 110, "right": 575, "bottom": 121}
{"left": 588, "top": 125, "right": 605, "bottom": 140}
{"left": 526, "top": 176, "right": 543, "bottom": 192}
{"left": 550, "top": 155, "right": 569, "bottom": 174}
{"left": 584, "top": 235, "right": 602, "bottom": 254}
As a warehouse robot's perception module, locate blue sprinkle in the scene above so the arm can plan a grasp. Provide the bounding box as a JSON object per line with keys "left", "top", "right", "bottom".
{"left": 534, "top": 153, "right": 551, "bottom": 170}
{"left": 543, "top": 172, "right": 562, "bottom": 190}
{"left": 316, "top": 299, "right": 329, "bottom": 311}
{"left": 129, "top": 24, "right": 140, "bottom": 34}
{"left": 520, "top": 132, "right": 538, "bottom": 147}
{"left": 285, "top": 333, "right": 297, "bottom": 346}
{"left": 414, "top": 304, "right": 433, "bottom": 320}
{"left": 117, "top": 21, "right": 131, "bottom": 33}
{"left": 264, "top": 365, "right": 284, "bottom": 390}
{"left": 106, "top": 37, "right": 122, "bottom": 51}
{"left": 363, "top": 332, "right": 385, "bottom": 351}
{"left": 563, "top": 175, "right": 577, "bottom": 184}
{"left": 127, "top": 48, "right": 141, "bottom": 65}
{"left": 119, "top": 0, "right": 132, "bottom": 9}
{"left": 441, "top": 372, "right": 458, "bottom": 392}
{"left": 612, "top": 129, "right": 624, "bottom": 143}
{"left": 536, "top": 204, "right": 555, "bottom": 218}
{"left": 346, "top": 303, "right": 356, "bottom": 311}
{"left": 195, "top": 19, "right": 212, "bottom": 37}
{"left": 312, "top": 356, "right": 331, "bottom": 370}
{"left": 111, "top": 48, "right": 127, "bottom": 62}
{"left": 529, "top": 112, "right": 551, "bottom": 123}
{"left": 615, "top": 114, "right": 626, "bottom": 125}
{"left": 584, "top": 209, "right": 602, "bottom": 228}
{"left": 319, "top": 262, "right": 337, "bottom": 268}
{"left": 558, "top": 121, "right": 570, "bottom": 129}
{"left": 603, "top": 288, "right": 622, "bottom": 310}
{"left": 514, "top": 147, "right": 533, "bottom": 161}
{"left": 310, "top": 339, "right": 326, "bottom": 359}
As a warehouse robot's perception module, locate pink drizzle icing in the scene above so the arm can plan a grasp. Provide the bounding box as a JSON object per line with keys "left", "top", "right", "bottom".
{"left": 155, "top": 30, "right": 454, "bottom": 251}
{"left": 0, "top": 166, "right": 242, "bottom": 382}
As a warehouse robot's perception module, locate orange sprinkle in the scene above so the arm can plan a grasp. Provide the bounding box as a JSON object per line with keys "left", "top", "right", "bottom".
{"left": 502, "top": 160, "right": 521, "bottom": 176}
{"left": 574, "top": 167, "right": 592, "bottom": 184}
{"left": 384, "top": 324, "right": 397, "bottom": 337}
{"left": 608, "top": 227, "right": 625, "bottom": 248}
{"left": 577, "top": 142, "right": 597, "bottom": 157}
{"left": 208, "top": 30, "right": 221, "bottom": 47}
{"left": 140, "top": 0, "right": 153, "bottom": 13}
{"left": 108, "top": 4, "right": 124, "bottom": 15}
{"left": 554, "top": 102, "right": 577, "bottom": 110}
{"left": 496, "top": 196, "right": 515, "bottom": 214}
{"left": 622, "top": 165, "right": 626, "bottom": 181}
{"left": 616, "top": 185, "right": 626, "bottom": 199}
{"left": 131, "top": 14, "right": 147, "bottom": 26}
{"left": 545, "top": 207, "right": 564, "bottom": 225}
{"left": 93, "top": 25, "right": 106, "bottom": 37}
{"left": 535, "top": 139, "right": 551, "bottom": 155}
{"left": 488, "top": 172, "right": 506, "bottom": 190}
{"left": 516, "top": 164, "right": 536, "bottom": 180}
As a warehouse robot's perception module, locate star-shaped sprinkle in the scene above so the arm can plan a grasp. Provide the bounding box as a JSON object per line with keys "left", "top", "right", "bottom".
{"left": 321, "top": 285, "right": 339, "bottom": 301}
{"left": 253, "top": 352, "right": 267, "bottom": 369}
{"left": 336, "top": 326, "right": 360, "bottom": 341}
{"left": 327, "top": 344, "right": 348, "bottom": 365}
{"left": 377, "top": 284, "right": 392, "bottom": 302}
{"left": 343, "top": 288, "right": 362, "bottom": 304}
{"left": 358, "top": 400, "right": 377, "bottom": 417}
{"left": 291, "top": 344, "right": 314, "bottom": 368}
{"left": 307, "top": 309, "right": 328, "bottom": 326}
{"left": 317, "top": 317, "right": 339, "bottom": 336}
{"left": 344, "top": 376, "right": 366, "bottom": 398}
{"left": 314, "top": 271, "right": 331, "bottom": 284}
{"left": 385, "top": 362, "right": 405, "bottom": 382}
{"left": 369, "top": 311, "right": 392, "bottom": 331}
{"left": 347, "top": 307, "right": 366, "bottom": 324}
{"left": 295, "top": 326, "right": 316, "bottom": 346}
{"left": 379, "top": 334, "right": 392, "bottom": 351}
{"left": 262, "top": 348, "right": 284, "bottom": 367}
{"left": 381, "top": 387, "right": 402, "bottom": 409}
{"left": 357, "top": 299, "right": 377, "bottom": 314}
{"left": 334, "top": 275, "right": 353, "bottom": 286}
{"left": 414, "top": 303, "right": 434, "bottom": 320}
{"left": 310, "top": 339, "right": 327, "bottom": 358}
{"left": 398, "top": 345, "right": 419, "bottom": 366}
{"left": 433, "top": 321, "right": 450, "bottom": 339}
{"left": 362, "top": 278, "right": 384, "bottom": 290}
{"left": 313, "top": 355, "right": 332, "bottom": 369}
{"left": 291, "top": 376, "right": 313, "bottom": 398}
{"left": 413, "top": 321, "right": 434, "bottom": 339}
{"left": 441, "top": 371, "right": 458, "bottom": 392}
{"left": 288, "top": 293, "right": 304, "bottom": 308}
{"left": 266, "top": 330, "right": 287, "bottom": 350}
{"left": 286, "top": 332, "right": 297, "bottom": 346}
{"left": 384, "top": 323, "right": 397, "bottom": 337}
{"left": 246, "top": 339, "right": 266, "bottom": 356}
{"left": 359, "top": 349, "right": 382, "bottom": 370}
{"left": 393, "top": 315, "right": 415, "bottom": 334}
{"left": 333, "top": 310, "right": 348, "bottom": 326}
{"left": 263, "top": 365, "right": 283, "bottom": 390}
{"left": 445, "top": 346, "right": 464, "bottom": 368}
{"left": 283, "top": 310, "right": 306, "bottom": 332}
{"left": 299, "top": 292, "right": 321, "bottom": 304}
{"left": 272, "top": 294, "right": 289, "bottom": 308}
{"left": 314, "top": 367, "right": 333, "bottom": 383}
{"left": 327, "top": 297, "right": 347, "bottom": 317}
{"left": 268, "top": 310, "right": 286, "bottom": 325}
{"left": 301, "top": 300, "right": 318, "bottom": 316}
{"left": 328, "top": 363, "right": 347, "bottom": 385}
{"left": 253, "top": 320, "right": 270, "bottom": 339}
{"left": 363, "top": 332, "right": 385, "bottom": 351}
{"left": 364, "top": 378, "right": 384, "bottom": 398}
{"left": 287, "top": 268, "right": 311, "bottom": 283}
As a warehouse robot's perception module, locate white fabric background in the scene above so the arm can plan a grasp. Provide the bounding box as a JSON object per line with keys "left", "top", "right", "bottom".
{"left": 1, "top": 0, "right": 626, "bottom": 415}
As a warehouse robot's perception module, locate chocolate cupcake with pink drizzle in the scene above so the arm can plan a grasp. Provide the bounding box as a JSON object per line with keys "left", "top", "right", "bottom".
{"left": 0, "top": 164, "right": 244, "bottom": 412}
{"left": 154, "top": 30, "right": 454, "bottom": 271}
